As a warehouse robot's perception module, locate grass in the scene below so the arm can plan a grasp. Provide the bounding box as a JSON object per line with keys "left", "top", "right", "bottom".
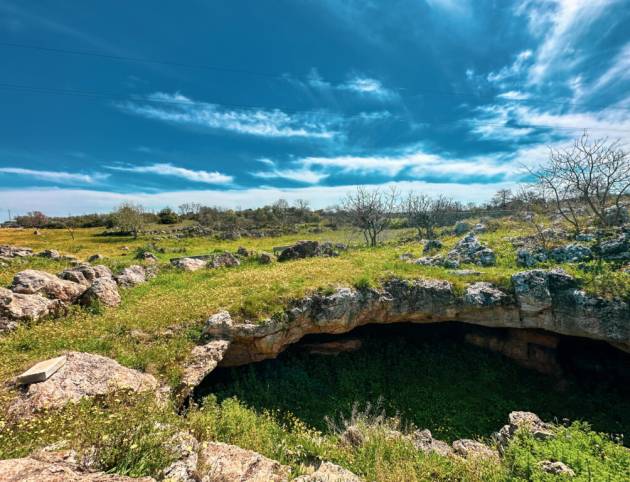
{"left": 0, "top": 220, "right": 629, "bottom": 480}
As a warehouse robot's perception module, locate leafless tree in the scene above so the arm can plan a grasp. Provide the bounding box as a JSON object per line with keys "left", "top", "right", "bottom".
{"left": 342, "top": 186, "right": 399, "bottom": 247}
{"left": 404, "top": 193, "right": 454, "bottom": 239}
{"left": 529, "top": 131, "right": 630, "bottom": 233}
{"left": 491, "top": 189, "right": 513, "bottom": 209}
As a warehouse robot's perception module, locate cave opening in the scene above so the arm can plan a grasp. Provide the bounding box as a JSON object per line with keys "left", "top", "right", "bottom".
{"left": 194, "top": 322, "right": 630, "bottom": 443}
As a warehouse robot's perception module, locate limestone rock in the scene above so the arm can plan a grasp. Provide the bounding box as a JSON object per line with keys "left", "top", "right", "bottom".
{"left": 59, "top": 264, "right": 112, "bottom": 286}
{"left": 39, "top": 249, "right": 61, "bottom": 259}
{"left": 259, "top": 252, "right": 275, "bottom": 264}
{"left": 9, "top": 352, "right": 159, "bottom": 418}
{"left": 539, "top": 460, "right": 575, "bottom": 477}
{"left": 516, "top": 248, "right": 548, "bottom": 267}
{"left": 209, "top": 252, "right": 240, "bottom": 269}
{"left": 464, "top": 282, "right": 509, "bottom": 306}
{"left": 135, "top": 251, "right": 157, "bottom": 263}
{"left": 494, "top": 411, "right": 554, "bottom": 453}
{"left": 0, "top": 244, "right": 33, "bottom": 258}
{"left": 278, "top": 240, "right": 323, "bottom": 262}
{"left": 410, "top": 429, "right": 453, "bottom": 457}
{"left": 115, "top": 265, "right": 148, "bottom": 288}
{"left": 79, "top": 278, "right": 121, "bottom": 308}
{"left": 0, "top": 450, "right": 155, "bottom": 481}
{"left": 451, "top": 439, "right": 498, "bottom": 460}
{"left": 0, "top": 288, "right": 65, "bottom": 331}
{"left": 198, "top": 441, "right": 289, "bottom": 481}
{"left": 161, "top": 431, "right": 199, "bottom": 482}
{"left": 202, "top": 311, "right": 234, "bottom": 339}
{"left": 549, "top": 243, "right": 592, "bottom": 263}
{"left": 11, "top": 270, "right": 86, "bottom": 303}
{"left": 179, "top": 340, "right": 231, "bottom": 397}
{"left": 447, "top": 233, "right": 496, "bottom": 266}
{"left": 295, "top": 462, "right": 361, "bottom": 481}
{"left": 171, "top": 257, "right": 207, "bottom": 272}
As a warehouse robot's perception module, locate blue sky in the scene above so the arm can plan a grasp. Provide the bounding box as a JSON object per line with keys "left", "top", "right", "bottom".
{"left": 1, "top": 0, "right": 630, "bottom": 218}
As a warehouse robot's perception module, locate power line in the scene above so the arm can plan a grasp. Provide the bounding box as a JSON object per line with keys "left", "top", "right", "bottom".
{"left": 0, "top": 81, "right": 629, "bottom": 134}
{"left": 2, "top": 40, "right": 630, "bottom": 113}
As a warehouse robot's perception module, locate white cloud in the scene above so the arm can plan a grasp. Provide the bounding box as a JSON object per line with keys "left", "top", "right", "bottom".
{"left": 0, "top": 180, "right": 521, "bottom": 220}
{"left": 518, "top": 0, "right": 617, "bottom": 84}
{"left": 589, "top": 42, "right": 630, "bottom": 93}
{"left": 107, "top": 163, "right": 233, "bottom": 184}
{"left": 338, "top": 76, "right": 397, "bottom": 100}
{"left": 487, "top": 50, "right": 533, "bottom": 84}
{"left": 251, "top": 168, "right": 328, "bottom": 184}
{"left": 120, "top": 92, "right": 338, "bottom": 139}
{"left": 0, "top": 167, "right": 108, "bottom": 184}
{"left": 497, "top": 91, "right": 530, "bottom": 100}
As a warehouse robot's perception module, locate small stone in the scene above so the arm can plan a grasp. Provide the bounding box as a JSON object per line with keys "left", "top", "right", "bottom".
{"left": 539, "top": 460, "right": 575, "bottom": 477}
{"left": 16, "top": 356, "right": 66, "bottom": 385}
{"left": 87, "top": 254, "right": 104, "bottom": 262}
{"left": 259, "top": 252, "right": 275, "bottom": 264}
{"left": 198, "top": 441, "right": 289, "bottom": 481}
{"left": 452, "top": 439, "right": 498, "bottom": 460}
{"left": 341, "top": 426, "right": 364, "bottom": 448}
{"left": 38, "top": 249, "right": 60, "bottom": 259}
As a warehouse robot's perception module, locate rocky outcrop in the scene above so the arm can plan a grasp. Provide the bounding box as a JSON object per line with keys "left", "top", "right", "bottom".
{"left": 411, "top": 429, "right": 453, "bottom": 456}
{"left": 11, "top": 270, "right": 86, "bottom": 303}
{"left": 197, "top": 441, "right": 290, "bottom": 481}
{"left": 447, "top": 233, "right": 496, "bottom": 267}
{"left": 190, "top": 269, "right": 628, "bottom": 374}
{"left": 494, "top": 411, "right": 553, "bottom": 454}
{"left": 179, "top": 340, "right": 231, "bottom": 400}
{"left": 0, "top": 288, "right": 65, "bottom": 332}
{"left": 451, "top": 439, "right": 499, "bottom": 460}
{"left": 59, "top": 264, "right": 112, "bottom": 287}
{"left": 0, "top": 244, "right": 33, "bottom": 258}
{"left": 0, "top": 450, "right": 155, "bottom": 481}
{"left": 9, "top": 352, "right": 159, "bottom": 418}
{"left": 79, "top": 278, "right": 121, "bottom": 308}
{"left": 278, "top": 240, "right": 340, "bottom": 262}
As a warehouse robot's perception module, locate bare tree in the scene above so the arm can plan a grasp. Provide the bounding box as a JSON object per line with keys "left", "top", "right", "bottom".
{"left": 112, "top": 202, "right": 145, "bottom": 238}
{"left": 342, "top": 186, "right": 399, "bottom": 247}
{"left": 491, "top": 189, "right": 513, "bottom": 209}
{"left": 529, "top": 132, "right": 630, "bottom": 233}
{"left": 404, "top": 193, "right": 454, "bottom": 239}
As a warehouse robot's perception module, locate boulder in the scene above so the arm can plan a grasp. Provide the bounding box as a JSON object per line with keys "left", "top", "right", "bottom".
{"left": 294, "top": 462, "right": 361, "bottom": 481}
{"left": 448, "top": 233, "right": 496, "bottom": 266}
{"left": 451, "top": 439, "right": 498, "bottom": 460}
{"left": 79, "top": 278, "right": 121, "bottom": 308}
{"left": 197, "top": 441, "right": 289, "bottom": 481}
{"left": 236, "top": 246, "right": 250, "bottom": 257}
{"left": 494, "top": 411, "right": 554, "bottom": 453}
{"left": 209, "top": 252, "right": 240, "bottom": 269}
{"left": 0, "top": 450, "right": 155, "bottom": 481}
{"left": 171, "top": 257, "right": 207, "bottom": 272}
{"left": 9, "top": 352, "right": 159, "bottom": 418}
{"left": 539, "top": 460, "right": 575, "bottom": 477}
{"left": 0, "top": 288, "right": 65, "bottom": 332}
{"left": 278, "top": 240, "right": 321, "bottom": 262}
{"left": 0, "top": 244, "right": 33, "bottom": 258}
{"left": 410, "top": 429, "right": 453, "bottom": 457}
{"left": 179, "top": 340, "right": 231, "bottom": 398}
{"left": 38, "top": 249, "right": 61, "bottom": 259}
{"left": 11, "top": 270, "right": 86, "bottom": 303}
{"left": 259, "top": 252, "right": 275, "bottom": 264}
{"left": 115, "top": 265, "right": 148, "bottom": 288}
{"left": 59, "top": 264, "right": 112, "bottom": 286}
{"left": 549, "top": 243, "right": 592, "bottom": 263}
{"left": 516, "top": 248, "right": 547, "bottom": 268}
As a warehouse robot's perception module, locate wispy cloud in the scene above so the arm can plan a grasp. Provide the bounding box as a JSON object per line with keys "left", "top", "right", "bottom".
{"left": 497, "top": 91, "right": 530, "bottom": 100}
{"left": 119, "top": 92, "right": 339, "bottom": 139}
{"left": 0, "top": 167, "right": 108, "bottom": 184}
{"left": 297, "top": 70, "right": 399, "bottom": 101}
{"left": 107, "top": 163, "right": 233, "bottom": 184}
{"left": 487, "top": 50, "right": 533, "bottom": 84}
{"left": 589, "top": 42, "right": 630, "bottom": 93}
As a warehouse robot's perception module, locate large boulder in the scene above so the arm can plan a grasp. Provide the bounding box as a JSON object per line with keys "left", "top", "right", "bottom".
{"left": 11, "top": 270, "right": 86, "bottom": 303}
{"left": 115, "top": 265, "right": 151, "bottom": 288}
{"left": 38, "top": 249, "right": 61, "bottom": 259}
{"left": 197, "top": 442, "right": 289, "bottom": 481}
{"left": 59, "top": 264, "right": 113, "bottom": 287}
{"left": 79, "top": 278, "right": 121, "bottom": 308}
{"left": 0, "top": 288, "right": 65, "bottom": 332}
{"left": 278, "top": 240, "right": 321, "bottom": 262}
{"left": 171, "top": 257, "right": 207, "bottom": 272}
{"left": 410, "top": 429, "right": 453, "bottom": 457}
{"left": 0, "top": 450, "right": 155, "bottom": 481}
{"left": 0, "top": 244, "right": 33, "bottom": 258}
{"left": 9, "top": 352, "right": 159, "bottom": 418}
{"left": 209, "top": 252, "right": 240, "bottom": 269}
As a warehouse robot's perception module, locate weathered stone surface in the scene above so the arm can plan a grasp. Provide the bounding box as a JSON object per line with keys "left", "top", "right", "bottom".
{"left": 294, "top": 462, "right": 361, "bottom": 481}
{"left": 197, "top": 441, "right": 290, "bottom": 481}
{"left": 259, "top": 252, "right": 275, "bottom": 264}
{"left": 115, "top": 265, "right": 149, "bottom": 288}
{"left": 549, "top": 243, "right": 592, "bottom": 263}
{"left": 16, "top": 356, "right": 66, "bottom": 385}
{"left": 11, "top": 270, "right": 86, "bottom": 302}
{"left": 179, "top": 340, "right": 231, "bottom": 397}
{"left": 0, "top": 287, "right": 65, "bottom": 331}
{"left": 209, "top": 252, "right": 240, "bottom": 269}
{"left": 516, "top": 248, "right": 548, "bottom": 267}
{"left": 410, "top": 429, "right": 453, "bottom": 457}
{"left": 451, "top": 439, "right": 498, "bottom": 460}
{"left": 539, "top": 460, "right": 575, "bottom": 476}
{"left": 494, "top": 411, "right": 554, "bottom": 453}
{"left": 79, "top": 278, "right": 121, "bottom": 308}
{"left": 447, "top": 233, "right": 495, "bottom": 266}
{"left": 39, "top": 249, "right": 61, "bottom": 259}
{"left": 0, "top": 244, "right": 33, "bottom": 258}
{"left": 171, "top": 257, "right": 207, "bottom": 271}
{"left": 463, "top": 282, "right": 509, "bottom": 306}
{"left": 202, "top": 311, "right": 235, "bottom": 339}
{"left": 9, "top": 352, "right": 159, "bottom": 417}
{"left": 0, "top": 450, "right": 155, "bottom": 481}
{"left": 161, "top": 431, "right": 199, "bottom": 482}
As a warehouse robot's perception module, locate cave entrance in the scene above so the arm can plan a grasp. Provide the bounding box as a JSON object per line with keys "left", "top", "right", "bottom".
{"left": 194, "top": 322, "right": 630, "bottom": 443}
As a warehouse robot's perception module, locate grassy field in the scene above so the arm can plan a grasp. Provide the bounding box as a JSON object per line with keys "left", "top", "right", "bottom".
{"left": 1, "top": 221, "right": 629, "bottom": 480}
